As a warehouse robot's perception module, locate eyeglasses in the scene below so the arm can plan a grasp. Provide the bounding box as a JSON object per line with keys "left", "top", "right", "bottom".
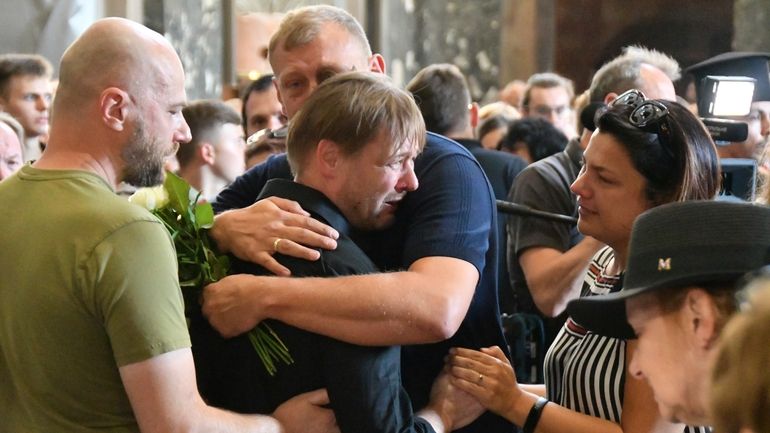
{"left": 609, "top": 89, "right": 671, "bottom": 142}
{"left": 246, "top": 124, "right": 288, "bottom": 146}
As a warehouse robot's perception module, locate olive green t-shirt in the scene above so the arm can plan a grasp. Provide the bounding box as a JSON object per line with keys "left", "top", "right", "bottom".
{"left": 0, "top": 166, "right": 191, "bottom": 432}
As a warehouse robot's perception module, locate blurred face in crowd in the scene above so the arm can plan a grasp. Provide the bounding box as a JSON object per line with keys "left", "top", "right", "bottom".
{"left": 480, "top": 125, "right": 507, "bottom": 150}
{"left": 0, "top": 121, "right": 22, "bottom": 180}
{"left": 737, "top": 101, "right": 770, "bottom": 161}
{"left": 212, "top": 122, "right": 246, "bottom": 183}
{"left": 271, "top": 22, "right": 377, "bottom": 119}
{"left": 122, "top": 54, "right": 191, "bottom": 187}
{"left": 244, "top": 86, "right": 285, "bottom": 137}
{"left": 625, "top": 290, "right": 709, "bottom": 425}
{"left": 334, "top": 129, "right": 420, "bottom": 230}
{"left": 0, "top": 75, "right": 52, "bottom": 138}
{"left": 571, "top": 131, "right": 651, "bottom": 251}
{"left": 524, "top": 86, "right": 575, "bottom": 138}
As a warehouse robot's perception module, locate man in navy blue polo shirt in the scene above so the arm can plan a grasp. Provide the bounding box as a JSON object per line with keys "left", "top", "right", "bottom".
{"left": 202, "top": 6, "right": 511, "bottom": 432}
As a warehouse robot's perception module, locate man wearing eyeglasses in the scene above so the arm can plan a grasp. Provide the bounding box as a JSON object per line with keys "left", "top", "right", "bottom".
{"left": 520, "top": 72, "right": 577, "bottom": 139}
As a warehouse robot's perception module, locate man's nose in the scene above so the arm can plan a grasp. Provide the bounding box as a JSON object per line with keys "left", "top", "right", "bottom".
{"left": 177, "top": 117, "right": 192, "bottom": 144}
{"left": 397, "top": 165, "right": 419, "bottom": 192}
{"left": 267, "top": 115, "right": 283, "bottom": 131}
{"left": 36, "top": 96, "right": 49, "bottom": 111}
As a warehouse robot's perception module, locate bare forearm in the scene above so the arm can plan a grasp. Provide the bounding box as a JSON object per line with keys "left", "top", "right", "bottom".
{"left": 495, "top": 390, "right": 621, "bottom": 433}
{"left": 203, "top": 257, "right": 477, "bottom": 344}
{"left": 123, "top": 351, "right": 286, "bottom": 433}
{"left": 520, "top": 383, "right": 546, "bottom": 397}
{"left": 189, "top": 406, "right": 283, "bottom": 433}
{"left": 521, "top": 238, "right": 603, "bottom": 317}
{"left": 259, "top": 270, "right": 469, "bottom": 345}
{"left": 529, "top": 260, "right": 589, "bottom": 318}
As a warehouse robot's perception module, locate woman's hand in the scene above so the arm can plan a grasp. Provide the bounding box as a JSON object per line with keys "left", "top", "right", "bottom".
{"left": 446, "top": 346, "right": 523, "bottom": 418}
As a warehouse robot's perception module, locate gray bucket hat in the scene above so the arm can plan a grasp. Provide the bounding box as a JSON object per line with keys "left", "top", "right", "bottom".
{"left": 567, "top": 200, "right": 770, "bottom": 339}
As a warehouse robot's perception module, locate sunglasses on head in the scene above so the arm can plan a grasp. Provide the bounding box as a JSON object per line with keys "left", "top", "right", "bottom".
{"left": 610, "top": 89, "right": 670, "bottom": 127}
{"left": 608, "top": 89, "right": 671, "bottom": 143}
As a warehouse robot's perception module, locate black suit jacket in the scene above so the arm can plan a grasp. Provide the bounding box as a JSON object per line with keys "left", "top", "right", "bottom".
{"left": 191, "top": 180, "right": 434, "bottom": 433}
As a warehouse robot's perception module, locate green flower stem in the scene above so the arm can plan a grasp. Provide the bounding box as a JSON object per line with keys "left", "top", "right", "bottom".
{"left": 146, "top": 172, "right": 293, "bottom": 376}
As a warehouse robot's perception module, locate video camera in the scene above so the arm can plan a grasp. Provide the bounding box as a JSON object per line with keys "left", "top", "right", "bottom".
{"left": 695, "top": 78, "right": 759, "bottom": 200}
{"left": 685, "top": 52, "right": 770, "bottom": 200}
{"left": 687, "top": 52, "right": 770, "bottom": 143}
{"left": 697, "top": 75, "right": 755, "bottom": 143}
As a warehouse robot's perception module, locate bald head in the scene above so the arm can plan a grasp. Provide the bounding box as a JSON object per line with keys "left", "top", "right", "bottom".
{"left": 55, "top": 18, "right": 182, "bottom": 113}
{"left": 42, "top": 18, "right": 190, "bottom": 189}
{"left": 589, "top": 46, "right": 680, "bottom": 103}
{"left": 635, "top": 63, "right": 676, "bottom": 101}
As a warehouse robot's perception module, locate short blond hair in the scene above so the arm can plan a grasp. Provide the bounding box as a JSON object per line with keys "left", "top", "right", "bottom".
{"left": 286, "top": 71, "right": 425, "bottom": 177}
{"left": 268, "top": 5, "right": 371, "bottom": 66}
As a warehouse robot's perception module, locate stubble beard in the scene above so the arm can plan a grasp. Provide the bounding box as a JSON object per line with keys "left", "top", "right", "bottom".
{"left": 122, "top": 120, "right": 172, "bottom": 187}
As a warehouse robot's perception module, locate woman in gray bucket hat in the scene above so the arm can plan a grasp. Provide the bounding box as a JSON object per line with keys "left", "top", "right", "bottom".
{"left": 447, "top": 90, "right": 720, "bottom": 433}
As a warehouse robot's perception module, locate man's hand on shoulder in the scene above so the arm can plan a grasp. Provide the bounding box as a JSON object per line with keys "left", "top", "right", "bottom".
{"left": 210, "top": 196, "right": 339, "bottom": 276}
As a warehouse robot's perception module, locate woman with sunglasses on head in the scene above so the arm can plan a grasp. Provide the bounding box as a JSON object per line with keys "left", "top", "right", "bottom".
{"left": 447, "top": 90, "right": 720, "bottom": 433}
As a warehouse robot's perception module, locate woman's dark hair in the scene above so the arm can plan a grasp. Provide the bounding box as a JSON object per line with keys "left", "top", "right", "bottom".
{"left": 477, "top": 115, "right": 511, "bottom": 143}
{"left": 498, "top": 117, "right": 568, "bottom": 162}
{"left": 596, "top": 100, "right": 721, "bottom": 205}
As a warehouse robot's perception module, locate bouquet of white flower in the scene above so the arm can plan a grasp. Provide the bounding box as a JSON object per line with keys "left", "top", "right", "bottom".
{"left": 130, "top": 172, "right": 292, "bottom": 375}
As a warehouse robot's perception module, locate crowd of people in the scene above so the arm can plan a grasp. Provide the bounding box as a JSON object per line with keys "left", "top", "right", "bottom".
{"left": 2, "top": 5, "right": 770, "bottom": 433}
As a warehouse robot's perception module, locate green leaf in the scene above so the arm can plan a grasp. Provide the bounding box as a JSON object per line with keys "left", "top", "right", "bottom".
{"left": 164, "top": 171, "right": 192, "bottom": 217}
{"left": 194, "top": 202, "right": 214, "bottom": 229}
{"left": 151, "top": 171, "right": 292, "bottom": 376}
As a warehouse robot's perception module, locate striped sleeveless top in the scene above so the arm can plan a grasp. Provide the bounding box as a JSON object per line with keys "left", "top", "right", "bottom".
{"left": 543, "top": 247, "right": 709, "bottom": 433}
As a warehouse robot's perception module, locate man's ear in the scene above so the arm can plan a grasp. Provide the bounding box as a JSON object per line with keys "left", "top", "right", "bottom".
{"left": 469, "top": 102, "right": 480, "bottom": 129}
{"left": 684, "top": 288, "right": 721, "bottom": 351}
{"left": 200, "top": 142, "right": 216, "bottom": 165}
{"left": 604, "top": 92, "right": 619, "bottom": 105}
{"left": 369, "top": 53, "right": 386, "bottom": 75}
{"left": 316, "top": 138, "right": 341, "bottom": 176}
{"left": 100, "top": 87, "right": 130, "bottom": 132}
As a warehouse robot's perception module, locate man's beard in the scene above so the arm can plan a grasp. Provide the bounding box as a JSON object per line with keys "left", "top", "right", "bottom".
{"left": 122, "top": 120, "right": 172, "bottom": 187}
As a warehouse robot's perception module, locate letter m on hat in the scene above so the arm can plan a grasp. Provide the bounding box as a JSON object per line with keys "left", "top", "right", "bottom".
{"left": 657, "top": 257, "right": 671, "bottom": 271}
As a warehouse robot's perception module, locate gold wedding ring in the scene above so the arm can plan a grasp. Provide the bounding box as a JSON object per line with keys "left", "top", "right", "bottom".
{"left": 273, "top": 238, "right": 283, "bottom": 252}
